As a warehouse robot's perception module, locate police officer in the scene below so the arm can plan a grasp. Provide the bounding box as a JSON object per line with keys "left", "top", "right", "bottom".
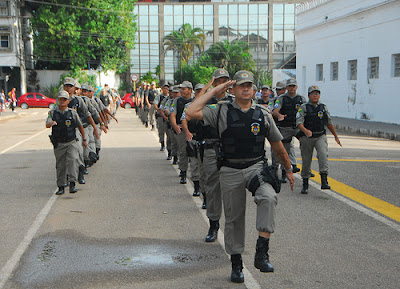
{"left": 46, "top": 90, "right": 87, "bottom": 195}
{"left": 164, "top": 86, "right": 180, "bottom": 164}
{"left": 170, "top": 81, "right": 194, "bottom": 183}
{"left": 257, "top": 85, "right": 272, "bottom": 106}
{"left": 146, "top": 81, "right": 158, "bottom": 131}
{"left": 194, "top": 68, "right": 234, "bottom": 242}
{"left": 296, "top": 86, "right": 342, "bottom": 194}
{"left": 272, "top": 78, "right": 305, "bottom": 181}
{"left": 154, "top": 83, "right": 169, "bottom": 151}
{"left": 187, "top": 70, "right": 294, "bottom": 283}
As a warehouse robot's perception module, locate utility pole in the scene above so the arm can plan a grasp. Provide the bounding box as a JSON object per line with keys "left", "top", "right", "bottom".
{"left": 15, "top": 0, "right": 27, "bottom": 95}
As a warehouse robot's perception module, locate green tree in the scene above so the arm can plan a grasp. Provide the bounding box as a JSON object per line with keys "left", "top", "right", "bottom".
{"left": 140, "top": 71, "right": 158, "bottom": 85}
{"left": 199, "top": 40, "right": 256, "bottom": 77}
{"left": 164, "top": 23, "right": 206, "bottom": 66}
{"left": 174, "top": 64, "right": 218, "bottom": 86}
{"left": 30, "top": 0, "right": 137, "bottom": 73}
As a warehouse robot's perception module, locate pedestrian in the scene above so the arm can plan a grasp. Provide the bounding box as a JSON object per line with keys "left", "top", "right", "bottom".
{"left": 46, "top": 90, "right": 87, "bottom": 195}
{"left": 296, "top": 85, "right": 342, "bottom": 194}
{"left": 186, "top": 70, "right": 294, "bottom": 284}
{"left": 8, "top": 87, "right": 17, "bottom": 112}
{"left": 0, "top": 89, "right": 5, "bottom": 112}
{"left": 272, "top": 78, "right": 305, "bottom": 181}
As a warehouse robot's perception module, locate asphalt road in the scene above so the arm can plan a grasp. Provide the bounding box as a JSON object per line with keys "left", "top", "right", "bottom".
{"left": 0, "top": 108, "right": 399, "bottom": 289}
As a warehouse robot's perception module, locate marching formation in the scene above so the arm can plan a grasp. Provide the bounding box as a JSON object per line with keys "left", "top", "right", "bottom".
{"left": 144, "top": 69, "right": 341, "bottom": 283}
{"left": 46, "top": 77, "right": 118, "bottom": 195}
{"left": 46, "top": 70, "right": 341, "bottom": 284}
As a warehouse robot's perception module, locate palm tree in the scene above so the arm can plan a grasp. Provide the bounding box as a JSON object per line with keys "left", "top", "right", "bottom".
{"left": 200, "top": 40, "right": 256, "bottom": 77}
{"left": 164, "top": 23, "right": 206, "bottom": 66}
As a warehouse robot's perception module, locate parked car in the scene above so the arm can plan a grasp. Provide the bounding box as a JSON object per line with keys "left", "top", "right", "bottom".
{"left": 120, "top": 93, "right": 136, "bottom": 109}
{"left": 18, "top": 93, "right": 56, "bottom": 109}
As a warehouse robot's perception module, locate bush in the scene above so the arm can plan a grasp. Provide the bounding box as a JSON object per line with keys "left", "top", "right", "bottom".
{"left": 42, "top": 84, "right": 61, "bottom": 99}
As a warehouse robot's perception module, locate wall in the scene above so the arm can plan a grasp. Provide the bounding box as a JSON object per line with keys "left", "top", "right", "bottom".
{"left": 295, "top": 0, "right": 400, "bottom": 124}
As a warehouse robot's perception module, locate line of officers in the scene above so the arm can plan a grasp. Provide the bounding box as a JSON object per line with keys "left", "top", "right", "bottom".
{"left": 45, "top": 77, "right": 118, "bottom": 195}
{"left": 150, "top": 68, "right": 341, "bottom": 283}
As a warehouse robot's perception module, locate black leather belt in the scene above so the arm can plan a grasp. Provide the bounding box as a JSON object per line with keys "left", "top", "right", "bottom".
{"left": 221, "top": 156, "right": 264, "bottom": 169}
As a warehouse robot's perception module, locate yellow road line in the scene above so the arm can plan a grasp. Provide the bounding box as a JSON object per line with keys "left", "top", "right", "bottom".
{"left": 297, "top": 158, "right": 400, "bottom": 163}
{"left": 297, "top": 165, "right": 400, "bottom": 223}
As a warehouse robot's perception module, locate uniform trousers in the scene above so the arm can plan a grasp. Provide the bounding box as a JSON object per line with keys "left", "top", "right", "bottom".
{"left": 299, "top": 134, "right": 328, "bottom": 179}
{"left": 220, "top": 161, "right": 277, "bottom": 255}
{"left": 95, "top": 123, "right": 101, "bottom": 149}
{"left": 165, "top": 124, "right": 172, "bottom": 152}
{"left": 157, "top": 116, "right": 167, "bottom": 143}
{"left": 203, "top": 147, "right": 222, "bottom": 221}
{"left": 148, "top": 105, "right": 155, "bottom": 126}
{"left": 278, "top": 126, "right": 298, "bottom": 165}
{"left": 54, "top": 140, "right": 79, "bottom": 187}
{"left": 170, "top": 128, "right": 178, "bottom": 157}
{"left": 75, "top": 128, "right": 85, "bottom": 167}
{"left": 271, "top": 138, "right": 296, "bottom": 168}
{"left": 83, "top": 125, "right": 96, "bottom": 161}
{"left": 176, "top": 131, "right": 189, "bottom": 171}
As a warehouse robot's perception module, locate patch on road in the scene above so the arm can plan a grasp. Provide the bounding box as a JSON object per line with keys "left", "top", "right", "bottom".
{"left": 8, "top": 230, "right": 226, "bottom": 289}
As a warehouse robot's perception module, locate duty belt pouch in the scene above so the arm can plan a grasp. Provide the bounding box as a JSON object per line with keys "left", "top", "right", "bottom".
{"left": 247, "top": 161, "right": 281, "bottom": 195}
{"left": 186, "top": 141, "right": 196, "bottom": 157}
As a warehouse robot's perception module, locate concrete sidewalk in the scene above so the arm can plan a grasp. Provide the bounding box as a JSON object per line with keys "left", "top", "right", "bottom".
{"left": 0, "top": 110, "right": 20, "bottom": 121}
{"left": 332, "top": 116, "right": 400, "bottom": 141}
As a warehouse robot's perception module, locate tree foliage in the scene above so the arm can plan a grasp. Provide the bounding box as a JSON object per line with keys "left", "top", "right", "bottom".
{"left": 140, "top": 71, "right": 158, "bottom": 85}
{"left": 174, "top": 64, "right": 218, "bottom": 86}
{"left": 164, "top": 23, "right": 206, "bottom": 65}
{"left": 199, "top": 40, "right": 256, "bottom": 77}
{"left": 30, "top": 0, "right": 137, "bottom": 73}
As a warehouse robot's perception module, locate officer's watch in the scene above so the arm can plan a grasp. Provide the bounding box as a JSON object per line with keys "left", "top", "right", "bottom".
{"left": 285, "top": 165, "right": 293, "bottom": 172}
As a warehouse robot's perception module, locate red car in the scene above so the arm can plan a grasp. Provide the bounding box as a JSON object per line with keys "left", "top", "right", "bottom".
{"left": 18, "top": 93, "right": 56, "bottom": 109}
{"left": 120, "top": 93, "right": 136, "bottom": 109}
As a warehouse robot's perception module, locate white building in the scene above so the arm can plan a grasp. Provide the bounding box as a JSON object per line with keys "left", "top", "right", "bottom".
{"left": 295, "top": 0, "right": 400, "bottom": 124}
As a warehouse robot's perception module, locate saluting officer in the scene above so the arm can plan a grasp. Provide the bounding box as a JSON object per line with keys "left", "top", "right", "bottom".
{"left": 296, "top": 86, "right": 342, "bottom": 194}
{"left": 46, "top": 90, "right": 87, "bottom": 195}
{"left": 272, "top": 78, "right": 305, "bottom": 181}
{"left": 187, "top": 70, "right": 294, "bottom": 284}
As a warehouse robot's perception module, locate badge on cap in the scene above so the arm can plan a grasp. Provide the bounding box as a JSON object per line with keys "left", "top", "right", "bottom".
{"left": 241, "top": 72, "right": 249, "bottom": 78}
{"left": 251, "top": 123, "right": 261, "bottom": 135}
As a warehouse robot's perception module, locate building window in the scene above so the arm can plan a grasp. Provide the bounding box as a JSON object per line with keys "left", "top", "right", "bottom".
{"left": 368, "top": 57, "right": 379, "bottom": 79}
{"left": 0, "top": 1, "right": 8, "bottom": 16}
{"left": 0, "top": 34, "right": 9, "bottom": 48}
{"left": 392, "top": 54, "right": 400, "bottom": 77}
{"left": 348, "top": 60, "right": 357, "bottom": 80}
{"left": 331, "top": 62, "right": 338, "bottom": 81}
{"left": 316, "top": 64, "right": 323, "bottom": 81}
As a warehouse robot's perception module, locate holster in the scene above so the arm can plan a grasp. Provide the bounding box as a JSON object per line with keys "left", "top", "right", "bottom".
{"left": 247, "top": 159, "right": 281, "bottom": 195}
{"left": 49, "top": 135, "right": 58, "bottom": 149}
{"left": 186, "top": 141, "right": 197, "bottom": 158}
{"left": 215, "top": 143, "right": 224, "bottom": 170}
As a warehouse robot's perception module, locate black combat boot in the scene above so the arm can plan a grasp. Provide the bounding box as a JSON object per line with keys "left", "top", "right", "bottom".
{"left": 151, "top": 124, "right": 155, "bottom": 131}
{"left": 231, "top": 254, "right": 244, "bottom": 283}
{"left": 89, "top": 151, "right": 98, "bottom": 164}
{"left": 320, "top": 173, "right": 331, "bottom": 190}
{"left": 167, "top": 150, "right": 172, "bottom": 160}
{"left": 193, "top": 180, "right": 200, "bottom": 196}
{"left": 292, "top": 164, "right": 300, "bottom": 173}
{"left": 254, "top": 236, "right": 274, "bottom": 272}
{"left": 180, "top": 171, "right": 187, "bottom": 184}
{"left": 310, "top": 171, "right": 315, "bottom": 177}
{"left": 69, "top": 182, "right": 78, "bottom": 194}
{"left": 145, "top": 121, "right": 148, "bottom": 128}
{"left": 172, "top": 156, "right": 178, "bottom": 165}
{"left": 96, "top": 148, "right": 100, "bottom": 160}
{"left": 201, "top": 193, "right": 207, "bottom": 209}
{"left": 78, "top": 166, "right": 86, "bottom": 184}
{"left": 205, "top": 219, "right": 219, "bottom": 242}
{"left": 301, "top": 178, "right": 309, "bottom": 194}
{"left": 85, "top": 159, "right": 92, "bottom": 168}
{"left": 160, "top": 141, "right": 165, "bottom": 151}
{"left": 55, "top": 186, "right": 64, "bottom": 195}
{"left": 280, "top": 169, "right": 287, "bottom": 183}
